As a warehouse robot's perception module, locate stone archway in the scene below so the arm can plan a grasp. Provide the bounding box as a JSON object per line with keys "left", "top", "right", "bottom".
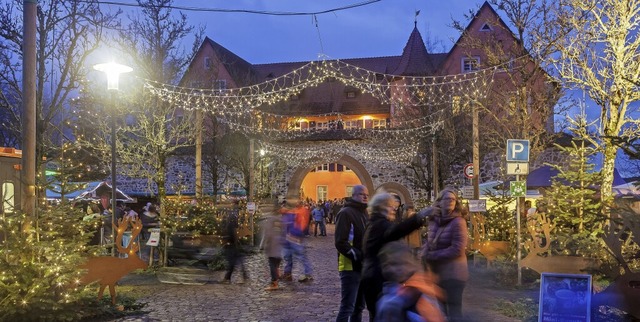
{"left": 286, "top": 155, "right": 374, "bottom": 198}
{"left": 375, "top": 182, "right": 414, "bottom": 208}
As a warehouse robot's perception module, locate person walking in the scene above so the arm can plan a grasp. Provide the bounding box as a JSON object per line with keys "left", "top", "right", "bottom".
{"left": 260, "top": 210, "right": 284, "bottom": 290}
{"left": 361, "top": 192, "right": 430, "bottom": 321}
{"left": 334, "top": 185, "right": 368, "bottom": 322}
{"left": 421, "top": 187, "right": 469, "bottom": 322}
{"left": 312, "top": 203, "right": 327, "bottom": 236}
{"left": 280, "top": 199, "right": 314, "bottom": 283}
{"left": 221, "top": 203, "right": 248, "bottom": 284}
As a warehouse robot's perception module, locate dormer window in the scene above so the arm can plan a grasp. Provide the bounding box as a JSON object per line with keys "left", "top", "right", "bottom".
{"left": 204, "top": 56, "right": 212, "bottom": 69}
{"left": 461, "top": 57, "right": 481, "bottom": 73}
{"left": 346, "top": 91, "right": 356, "bottom": 99}
{"left": 480, "top": 23, "right": 492, "bottom": 32}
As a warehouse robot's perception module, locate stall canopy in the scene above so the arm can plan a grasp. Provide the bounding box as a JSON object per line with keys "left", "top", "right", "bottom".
{"left": 46, "top": 181, "right": 135, "bottom": 203}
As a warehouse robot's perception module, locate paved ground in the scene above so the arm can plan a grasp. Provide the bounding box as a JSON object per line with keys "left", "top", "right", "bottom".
{"left": 112, "top": 224, "right": 534, "bottom": 322}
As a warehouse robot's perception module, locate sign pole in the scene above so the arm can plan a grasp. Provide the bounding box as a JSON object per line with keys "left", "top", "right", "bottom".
{"left": 516, "top": 174, "right": 522, "bottom": 285}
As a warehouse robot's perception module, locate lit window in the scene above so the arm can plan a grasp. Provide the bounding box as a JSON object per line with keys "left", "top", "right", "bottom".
{"left": 344, "top": 120, "right": 361, "bottom": 129}
{"left": 316, "top": 121, "right": 329, "bottom": 130}
{"left": 461, "top": 57, "right": 480, "bottom": 73}
{"left": 317, "top": 186, "right": 328, "bottom": 201}
{"left": 372, "top": 119, "right": 386, "bottom": 128}
{"left": 2, "top": 182, "right": 15, "bottom": 213}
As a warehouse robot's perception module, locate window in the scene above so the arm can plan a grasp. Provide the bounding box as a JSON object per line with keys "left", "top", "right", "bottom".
{"left": 2, "top": 182, "right": 15, "bottom": 213}
{"left": 346, "top": 91, "right": 356, "bottom": 99}
{"left": 204, "top": 56, "right": 212, "bottom": 69}
{"left": 480, "top": 23, "right": 492, "bottom": 32}
{"left": 290, "top": 120, "right": 309, "bottom": 131}
{"left": 315, "top": 164, "right": 329, "bottom": 172}
{"left": 213, "top": 80, "right": 227, "bottom": 92}
{"left": 315, "top": 121, "right": 329, "bottom": 130}
{"left": 372, "top": 119, "right": 386, "bottom": 128}
{"left": 344, "top": 120, "right": 361, "bottom": 129}
{"left": 461, "top": 57, "right": 480, "bottom": 73}
{"left": 344, "top": 166, "right": 352, "bottom": 172}
{"left": 317, "top": 186, "right": 328, "bottom": 202}
{"left": 345, "top": 186, "right": 354, "bottom": 198}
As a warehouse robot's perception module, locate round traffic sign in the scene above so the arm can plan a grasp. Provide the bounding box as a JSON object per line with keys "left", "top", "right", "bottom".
{"left": 463, "top": 163, "right": 474, "bottom": 179}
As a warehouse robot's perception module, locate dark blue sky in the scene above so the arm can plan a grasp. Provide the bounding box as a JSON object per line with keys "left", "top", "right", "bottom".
{"left": 110, "top": 0, "right": 487, "bottom": 64}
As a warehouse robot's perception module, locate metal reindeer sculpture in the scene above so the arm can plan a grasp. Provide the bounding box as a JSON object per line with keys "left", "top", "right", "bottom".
{"left": 470, "top": 213, "right": 510, "bottom": 266}
{"left": 79, "top": 216, "right": 148, "bottom": 305}
{"left": 520, "top": 213, "right": 598, "bottom": 275}
{"left": 592, "top": 214, "right": 640, "bottom": 319}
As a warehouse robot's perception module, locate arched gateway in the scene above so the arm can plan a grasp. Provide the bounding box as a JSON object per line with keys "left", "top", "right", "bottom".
{"left": 285, "top": 154, "right": 413, "bottom": 207}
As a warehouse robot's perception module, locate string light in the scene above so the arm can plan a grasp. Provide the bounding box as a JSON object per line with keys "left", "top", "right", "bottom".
{"left": 141, "top": 58, "right": 496, "bottom": 165}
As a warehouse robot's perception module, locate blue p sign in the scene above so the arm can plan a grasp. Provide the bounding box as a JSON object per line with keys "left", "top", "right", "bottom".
{"left": 506, "top": 139, "right": 530, "bottom": 162}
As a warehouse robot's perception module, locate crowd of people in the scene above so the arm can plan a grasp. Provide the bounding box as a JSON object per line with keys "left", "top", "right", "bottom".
{"left": 257, "top": 185, "right": 469, "bottom": 322}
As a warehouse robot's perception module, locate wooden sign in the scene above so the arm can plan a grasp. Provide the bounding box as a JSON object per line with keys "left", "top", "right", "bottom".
{"left": 538, "top": 273, "right": 591, "bottom": 322}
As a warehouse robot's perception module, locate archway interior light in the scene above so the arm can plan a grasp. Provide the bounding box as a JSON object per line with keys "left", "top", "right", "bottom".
{"left": 143, "top": 59, "right": 496, "bottom": 165}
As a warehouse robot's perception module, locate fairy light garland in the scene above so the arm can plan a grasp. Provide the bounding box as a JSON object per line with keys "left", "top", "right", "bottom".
{"left": 140, "top": 58, "right": 496, "bottom": 165}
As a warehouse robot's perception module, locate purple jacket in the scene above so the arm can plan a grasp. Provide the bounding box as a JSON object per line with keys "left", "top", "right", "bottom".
{"left": 422, "top": 211, "right": 468, "bottom": 282}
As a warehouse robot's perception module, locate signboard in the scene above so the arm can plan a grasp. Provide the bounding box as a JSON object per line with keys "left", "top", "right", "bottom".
{"left": 506, "top": 139, "right": 530, "bottom": 162}
{"left": 247, "top": 202, "right": 256, "bottom": 214}
{"left": 463, "top": 163, "right": 475, "bottom": 179}
{"left": 510, "top": 181, "right": 527, "bottom": 197}
{"left": 461, "top": 186, "right": 474, "bottom": 199}
{"left": 507, "top": 162, "right": 529, "bottom": 175}
{"left": 539, "top": 273, "right": 591, "bottom": 322}
{"left": 468, "top": 199, "right": 487, "bottom": 212}
{"left": 146, "top": 228, "right": 161, "bottom": 247}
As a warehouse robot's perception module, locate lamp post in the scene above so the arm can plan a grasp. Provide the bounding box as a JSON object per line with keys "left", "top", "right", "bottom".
{"left": 93, "top": 61, "right": 132, "bottom": 256}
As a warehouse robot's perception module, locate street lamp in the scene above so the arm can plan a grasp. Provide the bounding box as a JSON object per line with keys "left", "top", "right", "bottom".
{"left": 93, "top": 61, "right": 132, "bottom": 256}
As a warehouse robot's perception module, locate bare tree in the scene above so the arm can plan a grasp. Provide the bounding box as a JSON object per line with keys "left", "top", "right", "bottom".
{"left": 0, "top": 0, "right": 119, "bottom": 181}
{"left": 550, "top": 0, "right": 640, "bottom": 203}
{"left": 110, "top": 0, "right": 204, "bottom": 209}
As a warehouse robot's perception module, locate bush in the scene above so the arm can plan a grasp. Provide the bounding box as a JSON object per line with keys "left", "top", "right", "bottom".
{"left": 0, "top": 205, "right": 145, "bottom": 321}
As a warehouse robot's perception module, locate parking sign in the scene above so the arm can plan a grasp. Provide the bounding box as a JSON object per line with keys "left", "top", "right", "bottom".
{"left": 506, "top": 139, "right": 530, "bottom": 162}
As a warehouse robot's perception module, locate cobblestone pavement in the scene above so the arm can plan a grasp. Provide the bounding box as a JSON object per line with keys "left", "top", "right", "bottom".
{"left": 113, "top": 224, "right": 529, "bottom": 322}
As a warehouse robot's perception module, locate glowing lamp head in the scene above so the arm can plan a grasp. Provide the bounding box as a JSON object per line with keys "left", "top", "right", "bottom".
{"left": 93, "top": 62, "right": 133, "bottom": 91}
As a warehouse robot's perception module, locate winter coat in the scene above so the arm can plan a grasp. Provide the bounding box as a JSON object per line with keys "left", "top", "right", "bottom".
{"left": 334, "top": 198, "right": 368, "bottom": 272}
{"left": 422, "top": 210, "right": 469, "bottom": 282}
{"left": 361, "top": 211, "right": 424, "bottom": 282}
{"left": 261, "top": 214, "right": 284, "bottom": 258}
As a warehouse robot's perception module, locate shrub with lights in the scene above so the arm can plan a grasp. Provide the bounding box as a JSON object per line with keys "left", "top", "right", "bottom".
{"left": 0, "top": 205, "right": 119, "bottom": 320}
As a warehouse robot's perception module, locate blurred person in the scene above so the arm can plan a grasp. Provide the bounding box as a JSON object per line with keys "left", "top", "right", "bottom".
{"left": 261, "top": 209, "right": 284, "bottom": 290}
{"left": 376, "top": 241, "right": 446, "bottom": 322}
{"left": 361, "top": 192, "right": 431, "bottom": 321}
{"left": 335, "top": 185, "right": 369, "bottom": 322}
{"left": 312, "top": 203, "right": 327, "bottom": 236}
{"left": 421, "top": 187, "right": 468, "bottom": 322}
{"left": 280, "top": 199, "right": 314, "bottom": 282}
{"left": 141, "top": 204, "right": 160, "bottom": 240}
{"left": 221, "top": 202, "right": 248, "bottom": 284}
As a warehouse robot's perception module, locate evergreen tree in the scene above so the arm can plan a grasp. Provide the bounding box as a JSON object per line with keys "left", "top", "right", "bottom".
{"left": 541, "top": 116, "right": 607, "bottom": 258}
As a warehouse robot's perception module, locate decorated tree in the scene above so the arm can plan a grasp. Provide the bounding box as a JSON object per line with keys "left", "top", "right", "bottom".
{"left": 541, "top": 115, "right": 607, "bottom": 258}
{"left": 549, "top": 0, "right": 640, "bottom": 207}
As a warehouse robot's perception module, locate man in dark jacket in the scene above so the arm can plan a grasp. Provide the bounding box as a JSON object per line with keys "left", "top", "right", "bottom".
{"left": 334, "top": 185, "right": 368, "bottom": 322}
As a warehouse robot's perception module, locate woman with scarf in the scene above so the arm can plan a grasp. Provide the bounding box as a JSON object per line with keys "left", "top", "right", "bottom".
{"left": 421, "top": 187, "right": 469, "bottom": 322}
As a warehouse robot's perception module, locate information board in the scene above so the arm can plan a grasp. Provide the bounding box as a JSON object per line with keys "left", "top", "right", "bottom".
{"left": 538, "top": 273, "right": 591, "bottom": 322}
{"left": 146, "top": 228, "right": 161, "bottom": 247}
